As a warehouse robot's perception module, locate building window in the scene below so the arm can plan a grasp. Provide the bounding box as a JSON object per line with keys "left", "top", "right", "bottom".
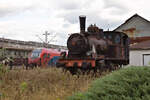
{"left": 14, "top": 51, "right": 17, "bottom": 55}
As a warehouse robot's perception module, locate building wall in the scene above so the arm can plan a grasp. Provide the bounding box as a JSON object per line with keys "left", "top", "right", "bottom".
{"left": 6, "top": 49, "right": 30, "bottom": 58}
{"left": 116, "top": 16, "right": 150, "bottom": 38}
{"left": 0, "top": 38, "right": 67, "bottom": 59}
{"left": 130, "top": 50, "right": 150, "bottom": 66}
{"left": 0, "top": 48, "right": 31, "bottom": 58}
{"left": 0, "top": 38, "right": 67, "bottom": 50}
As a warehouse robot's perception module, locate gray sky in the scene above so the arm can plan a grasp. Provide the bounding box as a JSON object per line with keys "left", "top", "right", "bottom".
{"left": 0, "top": 0, "right": 150, "bottom": 46}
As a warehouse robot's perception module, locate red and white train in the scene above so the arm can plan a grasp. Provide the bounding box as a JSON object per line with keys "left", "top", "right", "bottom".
{"left": 28, "top": 48, "right": 64, "bottom": 67}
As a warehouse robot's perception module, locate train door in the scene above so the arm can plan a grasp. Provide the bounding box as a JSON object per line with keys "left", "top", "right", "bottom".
{"left": 47, "top": 53, "right": 50, "bottom": 60}
{"left": 41, "top": 53, "right": 48, "bottom": 66}
{"left": 48, "top": 54, "right": 59, "bottom": 66}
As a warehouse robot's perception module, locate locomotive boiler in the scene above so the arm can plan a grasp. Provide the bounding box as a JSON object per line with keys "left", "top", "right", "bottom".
{"left": 57, "top": 16, "right": 129, "bottom": 73}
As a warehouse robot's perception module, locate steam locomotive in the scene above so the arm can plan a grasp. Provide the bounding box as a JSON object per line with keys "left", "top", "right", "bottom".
{"left": 57, "top": 16, "right": 129, "bottom": 73}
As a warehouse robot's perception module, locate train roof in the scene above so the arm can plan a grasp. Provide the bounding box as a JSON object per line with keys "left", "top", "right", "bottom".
{"left": 34, "top": 48, "right": 67, "bottom": 54}
{"left": 33, "top": 48, "right": 58, "bottom": 53}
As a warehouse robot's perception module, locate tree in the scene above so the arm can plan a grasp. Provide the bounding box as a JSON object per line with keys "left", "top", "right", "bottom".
{"left": 0, "top": 48, "right": 6, "bottom": 61}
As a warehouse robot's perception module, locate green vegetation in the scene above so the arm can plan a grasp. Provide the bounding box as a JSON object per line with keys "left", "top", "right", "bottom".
{"left": 68, "top": 66, "right": 150, "bottom": 100}
{"left": 0, "top": 48, "right": 6, "bottom": 59}
{"left": 0, "top": 64, "right": 9, "bottom": 76}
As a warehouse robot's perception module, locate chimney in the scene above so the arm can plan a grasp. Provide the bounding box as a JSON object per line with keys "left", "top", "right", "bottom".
{"left": 79, "top": 15, "right": 86, "bottom": 33}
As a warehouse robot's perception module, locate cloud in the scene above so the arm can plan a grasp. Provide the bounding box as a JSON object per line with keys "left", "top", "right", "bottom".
{"left": 103, "top": 0, "right": 127, "bottom": 11}
{"left": 58, "top": 10, "right": 81, "bottom": 24}
{"left": 0, "top": 1, "right": 37, "bottom": 17}
{"left": 56, "top": 0, "right": 128, "bottom": 30}
{"left": 52, "top": 0, "right": 95, "bottom": 10}
{"left": 54, "top": 0, "right": 80, "bottom": 10}
{"left": 0, "top": 0, "right": 150, "bottom": 46}
{"left": 0, "top": 0, "right": 127, "bottom": 46}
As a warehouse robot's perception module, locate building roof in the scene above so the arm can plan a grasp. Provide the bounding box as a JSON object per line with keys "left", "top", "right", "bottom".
{"left": 130, "top": 40, "right": 150, "bottom": 50}
{"left": 0, "top": 37, "right": 67, "bottom": 50}
{"left": 114, "top": 14, "right": 150, "bottom": 31}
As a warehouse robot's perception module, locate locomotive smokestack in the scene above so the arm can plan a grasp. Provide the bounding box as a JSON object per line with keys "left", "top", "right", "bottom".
{"left": 79, "top": 15, "right": 86, "bottom": 33}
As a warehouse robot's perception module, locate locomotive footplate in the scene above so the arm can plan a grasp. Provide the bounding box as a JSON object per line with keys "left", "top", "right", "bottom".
{"left": 57, "top": 59, "right": 96, "bottom": 68}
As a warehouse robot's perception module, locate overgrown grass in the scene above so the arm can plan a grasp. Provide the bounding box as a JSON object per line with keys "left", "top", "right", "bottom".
{"left": 0, "top": 66, "right": 102, "bottom": 100}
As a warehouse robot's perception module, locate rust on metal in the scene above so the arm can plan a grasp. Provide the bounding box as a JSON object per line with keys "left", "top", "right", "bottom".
{"left": 130, "top": 40, "right": 150, "bottom": 50}
{"left": 130, "top": 36, "right": 150, "bottom": 44}
{"left": 122, "top": 28, "right": 136, "bottom": 37}
{"left": 58, "top": 59, "right": 96, "bottom": 67}
{"left": 79, "top": 16, "right": 86, "bottom": 33}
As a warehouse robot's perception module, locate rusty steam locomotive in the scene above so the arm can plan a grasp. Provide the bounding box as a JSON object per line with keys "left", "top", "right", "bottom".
{"left": 57, "top": 16, "right": 129, "bottom": 73}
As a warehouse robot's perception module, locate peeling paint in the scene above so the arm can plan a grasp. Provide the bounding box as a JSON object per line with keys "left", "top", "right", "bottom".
{"left": 122, "top": 28, "right": 136, "bottom": 37}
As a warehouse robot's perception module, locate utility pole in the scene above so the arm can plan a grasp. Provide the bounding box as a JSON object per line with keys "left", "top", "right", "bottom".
{"left": 36, "top": 31, "right": 57, "bottom": 47}
{"left": 107, "top": 24, "right": 110, "bottom": 31}
{"left": 43, "top": 31, "right": 50, "bottom": 44}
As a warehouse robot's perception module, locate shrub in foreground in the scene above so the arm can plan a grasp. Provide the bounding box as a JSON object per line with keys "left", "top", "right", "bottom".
{"left": 67, "top": 66, "right": 150, "bottom": 100}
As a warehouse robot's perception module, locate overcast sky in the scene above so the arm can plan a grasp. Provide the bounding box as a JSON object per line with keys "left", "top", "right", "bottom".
{"left": 0, "top": 0, "right": 150, "bottom": 46}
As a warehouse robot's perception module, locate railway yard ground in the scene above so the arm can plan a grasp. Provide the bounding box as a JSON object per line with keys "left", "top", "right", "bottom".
{"left": 0, "top": 65, "right": 109, "bottom": 100}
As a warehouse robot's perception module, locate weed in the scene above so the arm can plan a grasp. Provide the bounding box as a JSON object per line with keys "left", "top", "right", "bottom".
{"left": 20, "top": 82, "right": 28, "bottom": 92}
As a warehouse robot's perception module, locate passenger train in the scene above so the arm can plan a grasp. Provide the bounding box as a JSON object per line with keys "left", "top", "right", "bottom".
{"left": 28, "top": 48, "right": 62, "bottom": 67}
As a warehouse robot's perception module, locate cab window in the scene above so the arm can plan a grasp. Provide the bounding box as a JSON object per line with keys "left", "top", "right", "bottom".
{"left": 31, "top": 49, "right": 42, "bottom": 58}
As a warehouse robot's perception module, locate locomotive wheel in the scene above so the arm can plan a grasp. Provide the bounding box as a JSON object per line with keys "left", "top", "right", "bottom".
{"left": 113, "top": 64, "right": 120, "bottom": 70}
{"left": 61, "top": 64, "right": 120, "bottom": 76}
{"left": 109, "top": 64, "right": 120, "bottom": 71}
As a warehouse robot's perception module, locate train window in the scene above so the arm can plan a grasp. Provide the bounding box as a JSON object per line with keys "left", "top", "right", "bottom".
{"left": 14, "top": 51, "right": 17, "bottom": 55}
{"left": 103, "top": 36, "right": 106, "bottom": 39}
{"left": 18, "top": 52, "right": 21, "bottom": 56}
{"left": 123, "top": 35, "right": 128, "bottom": 46}
{"left": 31, "top": 49, "right": 42, "bottom": 58}
{"left": 115, "top": 35, "right": 121, "bottom": 44}
{"left": 7, "top": 51, "right": 10, "bottom": 55}
{"left": 108, "top": 35, "right": 112, "bottom": 39}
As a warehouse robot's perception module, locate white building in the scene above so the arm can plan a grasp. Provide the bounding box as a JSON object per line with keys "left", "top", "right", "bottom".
{"left": 114, "top": 14, "right": 150, "bottom": 44}
{"left": 114, "top": 14, "right": 150, "bottom": 66}
{"left": 130, "top": 40, "right": 150, "bottom": 66}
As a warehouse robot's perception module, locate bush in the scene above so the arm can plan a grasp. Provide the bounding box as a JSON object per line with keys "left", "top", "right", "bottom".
{"left": 67, "top": 66, "right": 150, "bottom": 100}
